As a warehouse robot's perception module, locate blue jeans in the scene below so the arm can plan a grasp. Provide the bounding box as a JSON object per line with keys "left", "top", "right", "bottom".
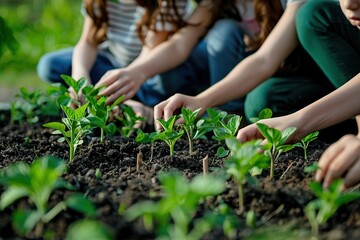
{"left": 206, "top": 19, "right": 252, "bottom": 112}
{"left": 37, "top": 48, "right": 117, "bottom": 85}
{"left": 37, "top": 43, "right": 210, "bottom": 107}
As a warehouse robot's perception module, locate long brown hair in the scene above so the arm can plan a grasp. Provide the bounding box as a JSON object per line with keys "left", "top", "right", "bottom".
{"left": 84, "top": 0, "right": 108, "bottom": 45}
{"left": 85, "top": 0, "right": 215, "bottom": 45}
{"left": 250, "top": 0, "right": 312, "bottom": 74}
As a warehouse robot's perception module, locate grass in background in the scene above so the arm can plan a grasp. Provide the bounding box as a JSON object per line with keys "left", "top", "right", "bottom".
{"left": 0, "top": 0, "right": 82, "bottom": 102}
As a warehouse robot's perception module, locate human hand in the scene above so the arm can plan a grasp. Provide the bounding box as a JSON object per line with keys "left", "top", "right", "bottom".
{"left": 315, "top": 134, "right": 360, "bottom": 190}
{"left": 237, "top": 114, "right": 303, "bottom": 143}
{"left": 95, "top": 68, "right": 146, "bottom": 105}
{"left": 68, "top": 87, "right": 86, "bottom": 109}
{"left": 153, "top": 94, "right": 206, "bottom": 131}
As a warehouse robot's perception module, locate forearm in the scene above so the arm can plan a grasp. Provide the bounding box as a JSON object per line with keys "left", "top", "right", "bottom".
{"left": 197, "top": 54, "right": 277, "bottom": 108}
{"left": 295, "top": 73, "right": 360, "bottom": 135}
{"left": 71, "top": 41, "right": 97, "bottom": 82}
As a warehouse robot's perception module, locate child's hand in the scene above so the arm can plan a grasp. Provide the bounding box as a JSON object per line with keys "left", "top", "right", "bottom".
{"left": 316, "top": 134, "right": 360, "bottom": 189}
{"left": 96, "top": 68, "right": 145, "bottom": 105}
{"left": 154, "top": 94, "right": 205, "bottom": 131}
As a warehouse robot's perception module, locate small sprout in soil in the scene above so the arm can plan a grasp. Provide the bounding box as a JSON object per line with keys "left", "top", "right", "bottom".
{"left": 305, "top": 179, "right": 360, "bottom": 238}
{"left": 24, "top": 136, "right": 30, "bottom": 144}
{"left": 125, "top": 172, "right": 226, "bottom": 240}
{"left": 116, "top": 104, "right": 145, "bottom": 138}
{"left": 249, "top": 108, "right": 273, "bottom": 123}
{"left": 304, "top": 163, "right": 320, "bottom": 173}
{"left": 179, "top": 107, "right": 202, "bottom": 154}
{"left": 10, "top": 87, "right": 60, "bottom": 124}
{"left": 43, "top": 103, "right": 92, "bottom": 162}
{"left": 256, "top": 123, "right": 296, "bottom": 180}
{"left": 61, "top": 74, "right": 87, "bottom": 107}
{"left": 86, "top": 93, "right": 125, "bottom": 142}
{"left": 216, "top": 146, "right": 229, "bottom": 158}
{"left": 225, "top": 138, "right": 270, "bottom": 213}
{"left": 152, "top": 115, "right": 184, "bottom": 157}
{"left": 246, "top": 209, "right": 256, "bottom": 228}
{"left": 0, "top": 156, "right": 96, "bottom": 237}
{"left": 95, "top": 168, "right": 102, "bottom": 179}
{"left": 293, "top": 131, "right": 319, "bottom": 160}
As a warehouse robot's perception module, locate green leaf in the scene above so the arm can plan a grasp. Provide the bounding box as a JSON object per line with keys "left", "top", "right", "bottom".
{"left": 0, "top": 187, "right": 28, "bottom": 210}
{"left": 74, "top": 102, "right": 90, "bottom": 120}
{"left": 43, "top": 122, "right": 66, "bottom": 133}
{"left": 65, "top": 194, "right": 96, "bottom": 217}
{"left": 109, "top": 95, "right": 125, "bottom": 110}
{"left": 61, "top": 105, "right": 76, "bottom": 120}
{"left": 217, "top": 146, "right": 229, "bottom": 158}
{"left": 66, "top": 220, "right": 114, "bottom": 240}
{"left": 12, "top": 210, "right": 43, "bottom": 235}
{"left": 190, "top": 175, "right": 225, "bottom": 196}
{"left": 280, "top": 127, "right": 297, "bottom": 145}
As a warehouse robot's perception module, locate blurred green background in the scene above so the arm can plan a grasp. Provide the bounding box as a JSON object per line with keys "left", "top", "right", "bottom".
{"left": 0, "top": 0, "right": 83, "bottom": 102}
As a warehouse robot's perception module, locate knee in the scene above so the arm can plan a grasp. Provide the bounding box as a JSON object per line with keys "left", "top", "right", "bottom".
{"left": 296, "top": 1, "right": 330, "bottom": 47}
{"left": 37, "top": 53, "right": 56, "bottom": 82}
{"left": 207, "top": 19, "right": 245, "bottom": 54}
{"left": 244, "top": 87, "right": 272, "bottom": 121}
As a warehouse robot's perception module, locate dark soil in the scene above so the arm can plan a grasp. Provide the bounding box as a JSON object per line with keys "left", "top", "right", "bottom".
{"left": 1, "top": 111, "right": 360, "bottom": 240}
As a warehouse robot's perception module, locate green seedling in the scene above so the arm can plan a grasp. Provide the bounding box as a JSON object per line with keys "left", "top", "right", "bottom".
{"left": 305, "top": 180, "right": 360, "bottom": 238}
{"left": 256, "top": 123, "right": 296, "bottom": 180}
{"left": 86, "top": 94, "right": 125, "bottom": 142}
{"left": 180, "top": 107, "right": 201, "bottom": 154}
{"left": 60, "top": 74, "right": 87, "bottom": 107}
{"left": 117, "top": 104, "right": 145, "bottom": 138}
{"left": 0, "top": 156, "right": 96, "bottom": 237}
{"left": 43, "top": 103, "right": 92, "bottom": 162}
{"left": 212, "top": 114, "right": 242, "bottom": 142}
{"left": 153, "top": 115, "right": 184, "bottom": 157}
{"left": 126, "top": 172, "right": 226, "bottom": 240}
{"left": 250, "top": 108, "right": 273, "bottom": 123}
{"left": 10, "top": 87, "right": 60, "bottom": 124}
{"left": 294, "top": 131, "right": 319, "bottom": 160}
{"left": 225, "top": 138, "right": 270, "bottom": 213}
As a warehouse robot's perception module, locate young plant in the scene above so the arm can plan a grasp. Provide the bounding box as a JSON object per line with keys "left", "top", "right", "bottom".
{"left": 293, "top": 131, "right": 319, "bottom": 160}
{"left": 0, "top": 156, "right": 96, "bottom": 237}
{"left": 43, "top": 103, "right": 92, "bottom": 162}
{"left": 60, "top": 74, "right": 87, "bottom": 107}
{"left": 256, "top": 123, "right": 296, "bottom": 180}
{"left": 116, "top": 104, "right": 145, "bottom": 138}
{"left": 305, "top": 179, "right": 360, "bottom": 238}
{"left": 125, "top": 172, "right": 226, "bottom": 240}
{"left": 10, "top": 87, "right": 60, "bottom": 124}
{"left": 86, "top": 94, "right": 125, "bottom": 142}
{"left": 180, "top": 107, "right": 201, "bottom": 154}
{"left": 225, "top": 138, "right": 270, "bottom": 213}
{"left": 249, "top": 108, "right": 273, "bottom": 123}
{"left": 153, "top": 115, "right": 184, "bottom": 157}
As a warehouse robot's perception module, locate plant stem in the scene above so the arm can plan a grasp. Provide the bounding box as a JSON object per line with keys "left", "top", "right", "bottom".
{"left": 237, "top": 180, "right": 244, "bottom": 213}
{"left": 185, "top": 128, "right": 193, "bottom": 154}
{"left": 42, "top": 202, "right": 66, "bottom": 223}
{"left": 100, "top": 128, "right": 104, "bottom": 143}
{"left": 270, "top": 156, "right": 274, "bottom": 180}
{"left": 69, "top": 144, "right": 75, "bottom": 162}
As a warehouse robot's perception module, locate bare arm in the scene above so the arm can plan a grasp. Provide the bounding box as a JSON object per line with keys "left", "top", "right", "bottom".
{"left": 96, "top": 4, "right": 214, "bottom": 103}
{"left": 72, "top": 16, "right": 98, "bottom": 83}
{"left": 197, "top": 2, "right": 303, "bottom": 108}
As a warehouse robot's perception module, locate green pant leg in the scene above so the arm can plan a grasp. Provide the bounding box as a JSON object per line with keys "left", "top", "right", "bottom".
{"left": 244, "top": 76, "right": 357, "bottom": 142}
{"left": 296, "top": 0, "right": 360, "bottom": 87}
{"left": 244, "top": 75, "right": 332, "bottom": 120}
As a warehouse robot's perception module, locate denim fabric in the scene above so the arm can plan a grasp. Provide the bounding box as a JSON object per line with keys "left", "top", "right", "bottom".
{"left": 206, "top": 19, "right": 252, "bottom": 112}
{"left": 37, "top": 48, "right": 117, "bottom": 85}
{"left": 136, "top": 39, "right": 210, "bottom": 106}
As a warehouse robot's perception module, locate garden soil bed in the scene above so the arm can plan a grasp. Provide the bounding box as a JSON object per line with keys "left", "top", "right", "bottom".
{"left": 1, "top": 111, "right": 360, "bottom": 240}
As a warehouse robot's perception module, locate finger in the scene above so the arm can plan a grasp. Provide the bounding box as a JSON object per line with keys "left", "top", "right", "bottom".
{"left": 105, "top": 84, "right": 132, "bottom": 105}
{"left": 322, "top": 146, "right": 357, "bottom": 188}
{"left": 154, "top": 101, "right": 167, "bottom": 131}
{"left": 163, "top": 95, "right": 183, "bottom": 121}
{"left": 315, "top": 139, "right": 346, "bottom": 183}
{"left": 344, "top": 159, "right": 360, "bottom": 189}
{"left": 95, "top": 72, "right": 117, "bottom": 88}
{"left": 237, "top": 124, "right": 263, "bottom": 142}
